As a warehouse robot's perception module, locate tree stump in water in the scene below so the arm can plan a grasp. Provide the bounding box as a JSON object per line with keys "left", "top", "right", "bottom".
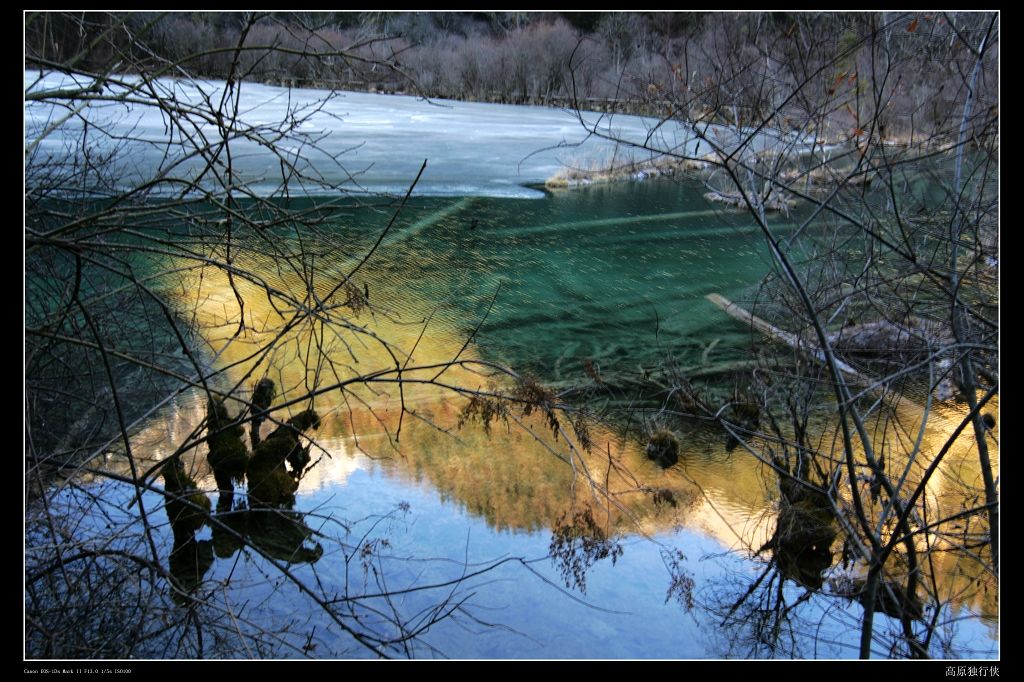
{"left": 246, "top": 410, "right": 321, "bottom": 507}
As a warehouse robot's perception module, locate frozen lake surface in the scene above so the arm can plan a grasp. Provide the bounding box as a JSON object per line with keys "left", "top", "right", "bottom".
{"left": 25, "top": 70, "right": 811, "bottom": 198}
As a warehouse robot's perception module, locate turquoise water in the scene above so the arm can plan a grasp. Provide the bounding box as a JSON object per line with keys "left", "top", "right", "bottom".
{"left": 326, "top": 178, "right": 796, "bottom": 379}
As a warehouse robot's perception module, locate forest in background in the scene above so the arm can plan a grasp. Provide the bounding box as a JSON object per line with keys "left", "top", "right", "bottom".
{"left": 25, "top": 11, "right": 996, "bottom": 142}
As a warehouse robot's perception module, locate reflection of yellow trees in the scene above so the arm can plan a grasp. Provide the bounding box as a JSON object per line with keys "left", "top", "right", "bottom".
{"left": 118, "top": 243, "right": 998, "bottom": 623}
{"left": 928, "top": 545, "right": 997, "bottom": 626}
{"left": 367, "top": 403, "right": 595, "bottom": 532}
{"left": 313, "top": 394, "right": 701, "bottom": 533}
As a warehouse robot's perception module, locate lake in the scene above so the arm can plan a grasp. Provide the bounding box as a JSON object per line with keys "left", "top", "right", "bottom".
{"left": 25, "top": 73, "right": 998, "bottom": 659}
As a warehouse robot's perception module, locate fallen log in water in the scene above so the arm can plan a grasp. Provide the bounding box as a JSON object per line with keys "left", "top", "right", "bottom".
{"left": 704, "top": 190, "right": 796, "bottom": 214}
{"left": 706, "top": 293, "right": 867, "bottom": 380}
{"left": 705, "top": 293, "right": 932, "bottom": 420}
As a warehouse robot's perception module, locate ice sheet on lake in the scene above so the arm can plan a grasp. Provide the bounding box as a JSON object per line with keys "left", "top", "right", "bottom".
{"left": 26, "top": 70, "right": 816, "bottom": 199}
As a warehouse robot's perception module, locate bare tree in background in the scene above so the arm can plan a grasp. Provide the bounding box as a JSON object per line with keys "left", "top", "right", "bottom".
{"left": 566, "top": 11, "right": 998, "bottom": 659}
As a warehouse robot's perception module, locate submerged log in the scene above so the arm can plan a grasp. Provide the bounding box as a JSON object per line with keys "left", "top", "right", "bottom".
{"left": 703, "top": 190, "right": 796, "bottom": 214}
{"left": 826, "top": 318, "right": 953, "bottom": 355}
{"left": 706, "top": 294, "right": 866, "bottom": 381}
{"left": 546, "top": 359, "right": 767, "bottom": 395}
{"left": 705, "top": 293, "right": 931, "bottom": 420}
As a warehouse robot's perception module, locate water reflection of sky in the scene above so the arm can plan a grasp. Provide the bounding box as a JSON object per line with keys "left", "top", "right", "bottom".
{"left": 75, "top": 414, "right": 999, "bottom": 659}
